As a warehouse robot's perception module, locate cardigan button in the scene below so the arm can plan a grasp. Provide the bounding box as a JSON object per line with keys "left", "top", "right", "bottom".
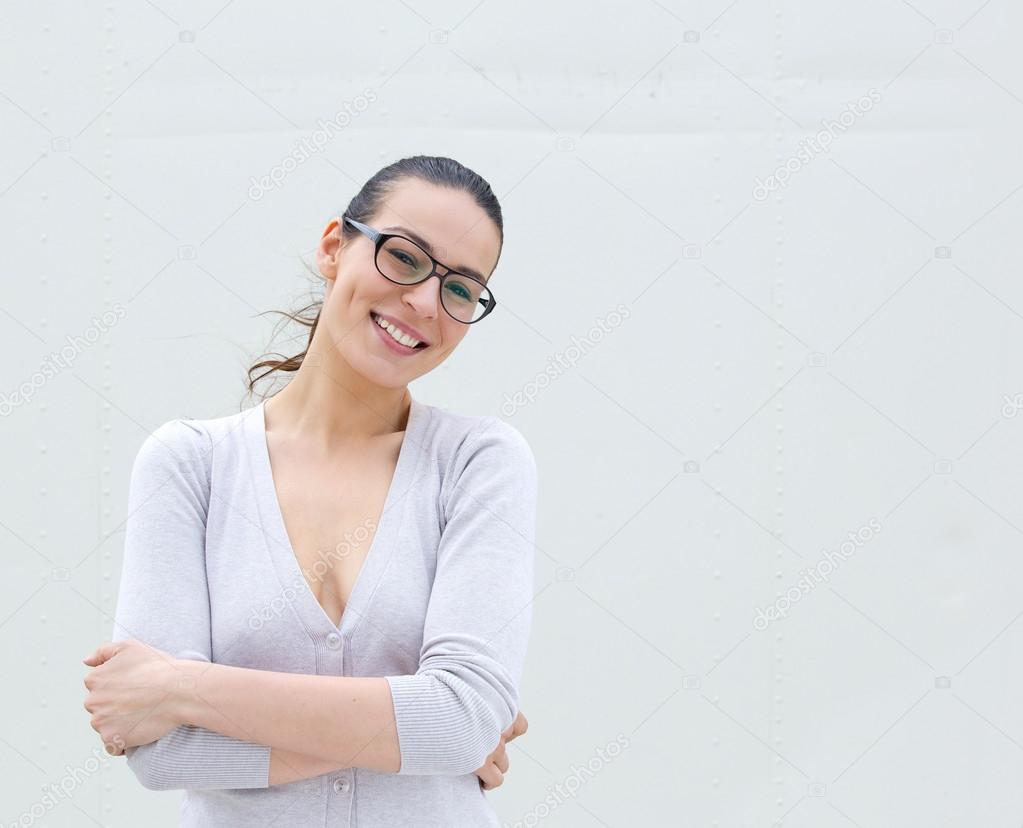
{"left": 332, "top": 776, "right": 351, "bottom": 794}
{"left": 326, "top": 632, "right": 341, "bottom": 649}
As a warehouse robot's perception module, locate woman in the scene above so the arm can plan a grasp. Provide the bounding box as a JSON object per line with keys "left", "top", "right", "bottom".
{"left": 82, "top": 155, "right": 538, "bottom": 827}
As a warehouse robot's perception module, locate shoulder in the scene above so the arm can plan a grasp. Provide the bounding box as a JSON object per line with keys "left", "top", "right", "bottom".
{"left": 432, "top": 411, "right": 538, "bottom": 524}
{"left": 134, "top": 404, "right": 255, "bottom": 471}
{"left": 137, "top": 417, "right": 210, "bottom": 460}
{"left": 463, "top": 416, "right": 536, "bottom": 472}
{"left": 426, "top": 404, "right": 536, "bottom": 476}
{"left": 433, "top": 412, "right": 538, "bottom": 529}
{"left": 132, "top": 415, "right": 215, "bottom": 488}
{"left": 128, "top": 407, "right": 261, "bottom": 511}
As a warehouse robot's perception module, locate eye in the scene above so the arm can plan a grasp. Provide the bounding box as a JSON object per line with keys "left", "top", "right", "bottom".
{"left": 390, "top": 250, "right": 416, "bottom": 266}
{"left": 444, "top": 281, "right": 472, "bottom": 301}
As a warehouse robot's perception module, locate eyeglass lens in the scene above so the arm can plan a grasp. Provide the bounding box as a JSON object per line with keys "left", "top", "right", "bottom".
{"left": 378, "top": 236, "right": 491, "bottom": 323}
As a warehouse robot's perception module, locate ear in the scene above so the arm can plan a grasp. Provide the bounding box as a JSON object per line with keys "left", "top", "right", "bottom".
{"left": 316, "top": 218, "right": 346, "bottom": 282}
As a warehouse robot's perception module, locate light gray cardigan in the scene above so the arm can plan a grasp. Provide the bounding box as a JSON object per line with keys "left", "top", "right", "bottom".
{"left": 111, "top": 395, "right": 538, "bottom": 827}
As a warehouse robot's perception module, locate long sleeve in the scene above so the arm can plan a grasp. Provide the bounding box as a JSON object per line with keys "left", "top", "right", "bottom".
{"left": 384, "top": 417, "right": 538, "bottom": 775}
{"left": 111, "top": 418, "right": 272, "bottom": 791}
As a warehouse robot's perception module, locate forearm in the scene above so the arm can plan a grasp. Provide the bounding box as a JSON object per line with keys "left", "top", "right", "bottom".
{"left": 127, "top": 727, "right": 363, "bottom": 789}
{"left": 176, "top": 660, "right": 401, "bottom": 773}
{"left": 268, "top": 747, "right": 351, "bottom": 786}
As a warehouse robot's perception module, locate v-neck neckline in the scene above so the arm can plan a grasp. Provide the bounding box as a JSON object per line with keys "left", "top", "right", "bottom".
{"left": 249, "top": 395, "right": 428, "bottom": 635}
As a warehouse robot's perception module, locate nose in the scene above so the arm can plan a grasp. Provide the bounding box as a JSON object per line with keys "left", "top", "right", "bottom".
{"left": 401, "top": 274, "right": 440, "bottom": 319}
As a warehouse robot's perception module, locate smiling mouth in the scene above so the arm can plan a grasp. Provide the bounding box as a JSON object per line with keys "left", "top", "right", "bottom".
{"left": 370, "top": 311, "right": 429, "bottom": 349}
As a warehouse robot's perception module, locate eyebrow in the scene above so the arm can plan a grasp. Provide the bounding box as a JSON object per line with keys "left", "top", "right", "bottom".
{"left": 381, "top": 225, "right": 488, "bottom": 284}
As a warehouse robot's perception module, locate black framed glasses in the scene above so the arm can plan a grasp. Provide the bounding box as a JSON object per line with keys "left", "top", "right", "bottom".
{"left": 341, "top": 216, "right": 497, "bottom": 324}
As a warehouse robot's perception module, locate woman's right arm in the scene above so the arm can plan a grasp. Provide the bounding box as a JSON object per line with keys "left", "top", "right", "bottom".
{"left": 113, "top": 417, "right": 347, "bottom": 790}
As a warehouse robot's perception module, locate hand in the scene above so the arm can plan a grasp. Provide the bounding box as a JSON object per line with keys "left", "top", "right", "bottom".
{"left": 474, "top": 710, "right": 528, "bottom": 791}
{"left": 82, "top": 639, "right": 184, "bottom": 755}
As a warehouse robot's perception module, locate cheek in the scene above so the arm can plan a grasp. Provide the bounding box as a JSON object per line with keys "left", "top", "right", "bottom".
{"left": 334, "top": 267, "right": 384, "bottom": 302}
{"left": 435, "top": 325, "right": 469, "bottom": 354}
{"left": 325, "top": 272, "right": 379, "bottom": 320}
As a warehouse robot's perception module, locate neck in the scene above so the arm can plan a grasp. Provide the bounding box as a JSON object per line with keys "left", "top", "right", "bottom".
{"left": 262, "top": 351, "right": 411, "bottom": 449}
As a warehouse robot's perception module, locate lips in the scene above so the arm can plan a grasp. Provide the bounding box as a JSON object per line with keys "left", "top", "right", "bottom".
{"left": 371, "top": 311, "right": 430, "bottom": 346}
{"left": 370, "top": 312, "right": 428, "bottom": 352}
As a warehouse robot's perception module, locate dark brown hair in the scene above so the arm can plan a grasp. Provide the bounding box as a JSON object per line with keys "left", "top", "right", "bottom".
{"left": 245, "top": 155, "right": 504, "bottom": 399}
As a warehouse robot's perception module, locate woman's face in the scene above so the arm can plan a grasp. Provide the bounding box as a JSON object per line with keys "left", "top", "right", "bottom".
{"left": 316, "top": 178, "right": 501, "bottom": 389}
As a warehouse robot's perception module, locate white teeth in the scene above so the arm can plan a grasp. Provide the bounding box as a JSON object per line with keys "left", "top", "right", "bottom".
{"left": 372, "top": 313, "right": 423, "bottom": 348}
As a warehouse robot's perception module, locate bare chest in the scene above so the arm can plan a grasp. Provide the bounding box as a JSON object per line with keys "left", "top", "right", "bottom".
{"left": 267, "top": 433, "right": 404, "bottom": 628}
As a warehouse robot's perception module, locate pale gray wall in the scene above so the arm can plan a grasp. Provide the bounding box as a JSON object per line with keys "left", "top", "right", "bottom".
{"left": 2, "top": 1, "right": 1022, "bottom": 825}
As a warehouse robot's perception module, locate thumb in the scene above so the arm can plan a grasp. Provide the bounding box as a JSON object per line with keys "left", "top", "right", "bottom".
{"left": 82, "top": 641, "right": 123, "bottom": 666}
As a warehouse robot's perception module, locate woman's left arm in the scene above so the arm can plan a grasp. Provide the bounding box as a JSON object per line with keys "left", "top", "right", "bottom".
{"left": 187, "top": 417, "right": 538, "bottom": 774}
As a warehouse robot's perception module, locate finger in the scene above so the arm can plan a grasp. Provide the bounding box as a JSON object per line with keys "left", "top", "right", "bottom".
{"left": 505, "top": 711, "right": 528, "bottom": 742}
{"left": 501, "top": 712, "right": 521, "bottom": 739}
{"left": 486, "top": 741, "right": 508, "bottom": 775}
{"left": 475, "top": 764, "right": 492, "bottom": 788}
{"left": 82, "top": 641, "right": 122, "bottom": 667}
{"left": 477, "top": 762, "right": 503, "bottom": 791}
